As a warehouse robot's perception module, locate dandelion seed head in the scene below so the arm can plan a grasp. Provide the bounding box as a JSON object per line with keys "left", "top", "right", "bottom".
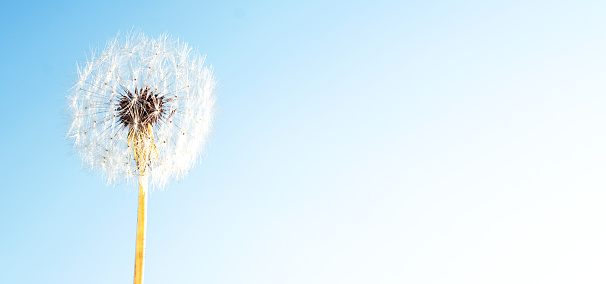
{"left": 67, "top": 31, "right": 216, "bottom": 188}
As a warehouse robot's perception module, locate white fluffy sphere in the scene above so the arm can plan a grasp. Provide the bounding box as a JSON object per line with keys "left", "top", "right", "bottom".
{"left": 67, "top": 32, "right": 216, "bottom": 188}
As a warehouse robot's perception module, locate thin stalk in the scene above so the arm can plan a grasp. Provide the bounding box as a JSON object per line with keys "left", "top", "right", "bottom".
{"left": 134, "top": 175, "right": 148, "bottom": 284}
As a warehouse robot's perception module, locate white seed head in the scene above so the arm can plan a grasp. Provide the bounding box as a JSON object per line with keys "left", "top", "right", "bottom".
{"left": 67, "top": 31, "right": 216, "bottom": 188}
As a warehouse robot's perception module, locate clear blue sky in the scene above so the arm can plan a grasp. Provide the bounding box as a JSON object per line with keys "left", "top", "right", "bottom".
{"left": 1, "top": 0, "right": 606, "bottom": 283}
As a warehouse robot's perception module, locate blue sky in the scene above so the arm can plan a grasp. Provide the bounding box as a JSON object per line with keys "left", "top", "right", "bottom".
{"left": 1, "top": 0, "right": 606, "bottom": 283}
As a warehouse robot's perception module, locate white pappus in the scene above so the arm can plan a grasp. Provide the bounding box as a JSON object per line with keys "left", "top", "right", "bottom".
{"left": 67, "top": 32, "right": 216, "bottom": 188}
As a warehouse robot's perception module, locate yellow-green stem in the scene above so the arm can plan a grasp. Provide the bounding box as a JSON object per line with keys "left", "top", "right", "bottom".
{"left": 134, "top": 175, "right": 148, "bottom": 284}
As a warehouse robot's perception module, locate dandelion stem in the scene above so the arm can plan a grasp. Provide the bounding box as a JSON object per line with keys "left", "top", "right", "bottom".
{"left": 134, "top": 174, "right": 148, "bottom": 284}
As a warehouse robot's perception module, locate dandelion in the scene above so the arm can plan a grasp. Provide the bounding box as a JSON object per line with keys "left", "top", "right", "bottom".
{"left": 67, "top": 31, "right": 215, "bottom": 284}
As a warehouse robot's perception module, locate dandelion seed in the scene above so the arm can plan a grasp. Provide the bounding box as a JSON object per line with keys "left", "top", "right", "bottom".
{"left": 66, "top": 31, "right": 216, "bottom": 284}
{"left": 67, "top": 31, "right": 215, "bottom": 187}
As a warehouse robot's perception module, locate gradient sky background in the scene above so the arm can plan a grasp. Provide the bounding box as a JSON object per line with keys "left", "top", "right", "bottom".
{"left": 2, "top": 0, "right": 606, "bottom": 283}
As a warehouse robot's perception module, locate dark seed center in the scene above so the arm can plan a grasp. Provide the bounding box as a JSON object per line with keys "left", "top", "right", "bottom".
{"left": 116, "top": 86, "right": 166, "bottom": 128}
